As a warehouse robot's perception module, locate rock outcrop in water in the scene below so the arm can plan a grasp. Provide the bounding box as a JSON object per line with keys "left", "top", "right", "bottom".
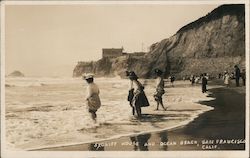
{"left": 8, "top": 71, "right": 25, "bottom": 77}
{"left": 73, "top": 4, "right": 245, "bottom": 78}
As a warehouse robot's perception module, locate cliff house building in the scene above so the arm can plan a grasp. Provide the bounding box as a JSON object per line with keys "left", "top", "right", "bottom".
{"left": 102, "top": 47, "right": 147, "bottom": 59}
{"left": 102, "top": 48, "right": 124, "bottom": 58}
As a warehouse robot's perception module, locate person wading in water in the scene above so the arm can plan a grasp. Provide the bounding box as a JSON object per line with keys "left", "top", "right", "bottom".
{"left": 83, "top": 73, "right": 101, "bottom": 123}
{"left": 127, "top": 71, "right": 149, "bottom": 118}
{"left": 154, "top": 69, "right": 167, "bottom": 111}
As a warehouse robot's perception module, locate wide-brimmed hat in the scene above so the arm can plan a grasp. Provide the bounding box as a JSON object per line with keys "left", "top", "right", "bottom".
{"left": 82, "top": 73, "right": 94, "bottom": 80}
{"left": 128, "top": 71, "right": 138, "bottom": 80}
{"left": 154, "top": 69, "right": 163, "bottom": 75}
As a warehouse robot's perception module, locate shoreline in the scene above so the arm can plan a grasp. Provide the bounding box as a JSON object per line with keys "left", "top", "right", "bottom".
{"left": 6, "top": 79, "right": 214, "bottom": 150}
{"left": 28, "top": 105, "right": 211, "bottom": 151}
{"left": 35, "top": 82, "right": 246, "bottom": 151}
{"left": 31, "top": 83, "right": 222, "bottom": 151}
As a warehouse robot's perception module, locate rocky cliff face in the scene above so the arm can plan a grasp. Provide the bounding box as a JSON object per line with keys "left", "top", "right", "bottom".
{"left": 73, "top": 4, "right": 245, "bottom": 78}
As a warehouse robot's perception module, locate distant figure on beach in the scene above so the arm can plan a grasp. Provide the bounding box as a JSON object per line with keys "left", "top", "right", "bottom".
{"left": 154, "top": 69, "right": 167, "bottom": 111}
{"left": 241, "top": 69, "right": 246, "bottom": 86}
{"left": 195, "top": 76, "right": 200, "bottom": 84}
{"left": 223, "top": 71, "right": 230, "bottom": 87}
{"left": 83, "top": 73, "right": 101, "bottom": 123}
{"left": 170, "top": 75, "right": 175, "bottom": 87}
{"left": 218, "top": 73, "right": 222, "bottom": 79}
{"left": 234, "top": 65, "right": 241, "bottom": 87}
{"left": 201, "top": 74, "right": 208, "bottom": 93}
{"left": 127, "top": 71, "right": 149, "bottom": 118}
{"left": 230, "top": 72, "right": 235, "bottom": 79}
{"left": 182, "top": 76, "right": 186, "bottom": 81}
{"left": 190, "top": 75, "right": 195, "bottom": 85}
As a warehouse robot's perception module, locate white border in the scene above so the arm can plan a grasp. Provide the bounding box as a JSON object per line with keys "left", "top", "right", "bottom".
{"left": 245, "top": 1, "right": 250, "bottom": 157}
{"left": 1, "top": 1, "right": 6, "bottom": 157}
{"left": 1, "top": 0, "right": 248, "bottom": 5}
{"left": 1, "top": 1, "right": 249, "bottom": 158}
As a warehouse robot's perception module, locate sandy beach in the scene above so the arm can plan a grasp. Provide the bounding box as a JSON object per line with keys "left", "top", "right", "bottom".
{"left": 35, "top": 80, "right": 246, "bottom": 151}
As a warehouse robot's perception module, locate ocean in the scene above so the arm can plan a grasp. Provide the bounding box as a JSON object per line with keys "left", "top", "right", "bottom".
{"left": 5, "top": 77, "right": 214, "bottom": 150}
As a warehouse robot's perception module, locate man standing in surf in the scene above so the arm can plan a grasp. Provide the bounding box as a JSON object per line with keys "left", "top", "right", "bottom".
{"left": 234, "top": 65, "right": 241, "bottom": 87}
{"left": 83, "top": 73, "right": 101, "bottom": 123}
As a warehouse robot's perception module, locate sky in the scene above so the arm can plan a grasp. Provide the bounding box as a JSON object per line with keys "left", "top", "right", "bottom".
{"left": 5, "top": 3, "right": 220, "bottom": 77}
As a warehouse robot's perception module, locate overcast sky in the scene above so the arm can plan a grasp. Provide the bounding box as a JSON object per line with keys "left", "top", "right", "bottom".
{"left": 5, "top": 4, "right": 220, "bottom": 77}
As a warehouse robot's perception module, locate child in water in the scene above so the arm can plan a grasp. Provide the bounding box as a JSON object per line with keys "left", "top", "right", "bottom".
{"left": 83, "top": 73, "right": 101, "bottom": 123}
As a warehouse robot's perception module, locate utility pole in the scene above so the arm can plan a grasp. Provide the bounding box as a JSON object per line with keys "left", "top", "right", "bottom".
{"left": 141, "top": 42, "right": 144, "bottom": 52}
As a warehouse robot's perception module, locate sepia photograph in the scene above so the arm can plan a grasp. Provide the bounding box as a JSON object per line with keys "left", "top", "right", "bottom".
{"left": 1, "top": 0, "right": 249, "bottom": 158}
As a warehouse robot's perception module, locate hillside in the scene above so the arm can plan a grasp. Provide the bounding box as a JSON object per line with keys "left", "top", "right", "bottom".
{"left": 73, "top": 4, "right": 245, "bottom": 78}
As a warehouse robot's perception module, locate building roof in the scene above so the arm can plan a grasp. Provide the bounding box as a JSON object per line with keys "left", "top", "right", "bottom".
{"left": 102, "top": 48, "right": 123, "bottom": 52}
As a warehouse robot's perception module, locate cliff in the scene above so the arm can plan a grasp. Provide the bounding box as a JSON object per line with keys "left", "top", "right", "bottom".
{"left": 73, "top": 4, "right": 245, "bottom": 78}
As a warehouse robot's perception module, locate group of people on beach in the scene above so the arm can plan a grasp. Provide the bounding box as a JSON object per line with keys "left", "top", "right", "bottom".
{"left": 187, "top": 65, "right": 245, "bottom": 92}
{"left": 126, "top": 69, "right": 167, "bottom": 118}
{"left": 82, "top": 69, "right": 167, "bottom": 122}
{"left": 188, "top": 73, "right": 209, "bottom": 93}
{"left": 223, "top": 65, "right": 246, "bottom": 87}
{"left": 82, "top": 65, "right": 246, "bottom": 122}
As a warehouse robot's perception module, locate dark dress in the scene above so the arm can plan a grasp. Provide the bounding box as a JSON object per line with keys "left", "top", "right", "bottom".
{"left": 241, "top": 71, "right": 246, "bottom": 86}
{"left": 133, "top": 80, "right": 149, "bottom": 107}
{"left": 235, "top": 67, "right": 241, "bottom": 87}
{"left": 202, "top": 76, "right": 208, "bottom": 93}
{"left": 131, "top": 80, "right": 150, "bottom": 117}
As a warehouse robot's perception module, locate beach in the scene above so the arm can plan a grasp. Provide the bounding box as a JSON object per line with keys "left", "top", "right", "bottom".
{"left": 5, "top": 77, "right": 215, "bottom": 150}
{"left": 35, "top": 80, "right": 246, "bottom": 151}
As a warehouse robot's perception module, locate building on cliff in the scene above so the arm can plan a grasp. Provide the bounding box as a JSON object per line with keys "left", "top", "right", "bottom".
{"left": 102, "top": 48, "right": 124, "bottom": 58}
{"left": 73, "top": 4, "right": 245, "bottom": 78}
{"left": 102, "top": 47, "right": 147, "bottom": 59}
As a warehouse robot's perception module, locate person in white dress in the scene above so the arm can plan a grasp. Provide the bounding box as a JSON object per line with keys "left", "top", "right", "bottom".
{"left": 223, "top": 71, "right": 230, "bottom": 87}
{"left": 83, "top": 73, "right": 101, "bottom": 122}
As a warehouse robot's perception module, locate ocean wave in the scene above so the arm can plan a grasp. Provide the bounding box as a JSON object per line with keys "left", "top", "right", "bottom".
{"left": 6, "top": 79, "right": 216, "bottom": 150}
{"left": 27, "top": 105, "right": 213, "bottom": 151}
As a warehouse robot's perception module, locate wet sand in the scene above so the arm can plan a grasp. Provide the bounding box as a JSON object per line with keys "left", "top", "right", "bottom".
{"left": 36, "top": 82, "right": 246, "bottom": 151}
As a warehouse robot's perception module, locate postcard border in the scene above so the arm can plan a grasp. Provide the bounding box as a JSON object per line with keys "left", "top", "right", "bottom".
{"left": 1, "top": 1, "right": 249, "bottom": 158}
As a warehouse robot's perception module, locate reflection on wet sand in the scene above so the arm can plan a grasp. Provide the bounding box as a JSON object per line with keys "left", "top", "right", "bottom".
{"left": 159, "top": 131, "right": 168, "bottom": 151}
{"left": 130, "top": 134, "right": 151, "bottom": 151}
{"left": 129, "top": 131, "right": 169, "bottom": 151}
{"left": 88, "top": 143, "right": 104, "bottom": 151}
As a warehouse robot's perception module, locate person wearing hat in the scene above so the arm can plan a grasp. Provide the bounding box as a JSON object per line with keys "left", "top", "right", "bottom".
{"left": 127, "top": 71, "right": 149, "bottom": 118}
{"left": 234, "top": 65, "right": 241, "bottom": 87}
{"left": 83, "top": 73, "right": 101, "bottom": 122}
{"left": 223, "top": 71, "right": 230, "bottom": 87}
{"left": 170, "top": 75, "right": 176, "bottom": 87}
{"left": 154, "top": 69, "right": 167, "bottom": 111}
{"left": 201, "top": 73, "right": 208, "bottom": 93}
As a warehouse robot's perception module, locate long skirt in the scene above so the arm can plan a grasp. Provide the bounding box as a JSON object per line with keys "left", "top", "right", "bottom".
{"left": 87, "top": 94, "right": 101, "bottom": 111}
{"left": 133, "top": 91, "right": 150, "bottom": 108}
